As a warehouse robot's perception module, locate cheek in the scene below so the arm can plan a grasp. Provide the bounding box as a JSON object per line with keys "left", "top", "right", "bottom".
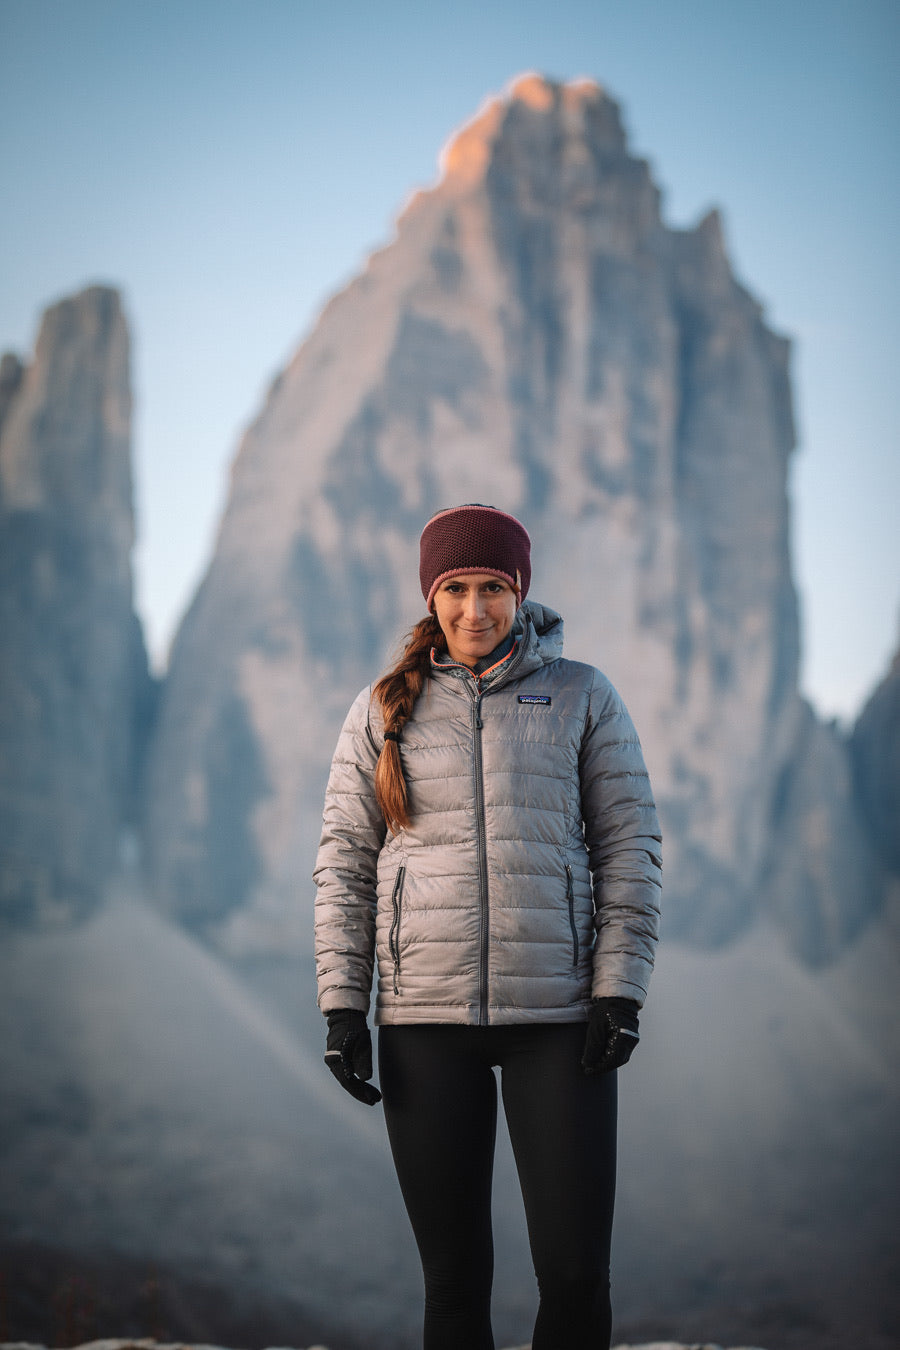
{"left": 495, "top": 597, "right": 517, "bottom": 628}
{"left": 433, "top": 598, "right": 457, "bottom": 632}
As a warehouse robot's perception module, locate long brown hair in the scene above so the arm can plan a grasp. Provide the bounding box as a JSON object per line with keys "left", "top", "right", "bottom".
{"left": 373, "top": 613, "right": 446, "bottom": 831}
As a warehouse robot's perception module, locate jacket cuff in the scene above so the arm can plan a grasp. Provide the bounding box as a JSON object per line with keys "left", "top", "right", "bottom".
{"left": 590, "top": 975, "right": 647, "bottom": 1008}
{"left": 318, "top": 987, "right": 370, "bottom": 1016}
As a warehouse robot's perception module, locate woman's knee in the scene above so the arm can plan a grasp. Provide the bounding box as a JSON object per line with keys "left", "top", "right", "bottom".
{"left": 536, "top": 1260, "right": 609, "bottom": 1308}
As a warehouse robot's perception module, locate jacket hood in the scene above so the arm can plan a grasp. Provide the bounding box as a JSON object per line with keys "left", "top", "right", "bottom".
{"left": 516, "top": 599, "right": 564, "bottom": 666}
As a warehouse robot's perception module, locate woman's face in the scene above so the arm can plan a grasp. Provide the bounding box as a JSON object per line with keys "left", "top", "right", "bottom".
{"left": 433, "top": 573, "right": 519, "bottom": 668}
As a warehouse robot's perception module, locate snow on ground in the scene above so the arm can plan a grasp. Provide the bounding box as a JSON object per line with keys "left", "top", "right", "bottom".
{"left": 0, "top": 1341, "right": 770, "bottom": 1350}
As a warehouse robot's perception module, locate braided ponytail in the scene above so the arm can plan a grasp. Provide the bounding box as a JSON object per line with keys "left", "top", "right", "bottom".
{"left": 373, "top": 614, "right": 445, "bottom": 831}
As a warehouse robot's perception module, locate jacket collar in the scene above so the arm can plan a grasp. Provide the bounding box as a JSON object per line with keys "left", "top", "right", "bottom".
{"left": 430, "top": 599, "right": 563, "bottom": 689}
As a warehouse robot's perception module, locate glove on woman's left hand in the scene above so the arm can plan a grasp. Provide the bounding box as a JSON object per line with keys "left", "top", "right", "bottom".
{"left": 582, "top": 997, "right": 640, "bottom": 1074}
{"left": 325, "top": 1009, "right": 382, "bottom": 1105}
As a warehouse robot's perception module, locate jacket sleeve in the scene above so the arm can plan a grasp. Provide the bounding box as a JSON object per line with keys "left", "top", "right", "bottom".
{"left": 313, "top": 686, "right": 388, "bottom": 1015}
{"left": 579, "top": 670, "right": 662, "bottom": 1006}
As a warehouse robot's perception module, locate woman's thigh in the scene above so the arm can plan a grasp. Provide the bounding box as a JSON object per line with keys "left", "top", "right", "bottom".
{"left": 378, "top": 1025, "right": 499, "bottom": 1274}
{"left": 497, "top": 1022, "right": 617, "bottom": 1280}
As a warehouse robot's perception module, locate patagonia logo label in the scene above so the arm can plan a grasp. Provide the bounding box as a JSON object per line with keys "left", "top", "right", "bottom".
{"left": 518, "top": 694, "right": 551, "bottom": 706}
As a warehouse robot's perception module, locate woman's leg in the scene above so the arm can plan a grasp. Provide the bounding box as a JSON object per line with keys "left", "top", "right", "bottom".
{"left": 498, "top": 1022, "right": 618, "bottom": 1350}
{"left": 379, "top": 1025, "right": 498, "bottom": 1350}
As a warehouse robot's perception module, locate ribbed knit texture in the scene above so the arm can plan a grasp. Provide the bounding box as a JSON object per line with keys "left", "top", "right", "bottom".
{"left": 419, "top": 504, "right": 531, "bottom": 609}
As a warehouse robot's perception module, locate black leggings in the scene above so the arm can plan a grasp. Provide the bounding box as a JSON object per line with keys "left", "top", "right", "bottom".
{"left": 378, "top": 1022, "right": 617, "bottom": 1350}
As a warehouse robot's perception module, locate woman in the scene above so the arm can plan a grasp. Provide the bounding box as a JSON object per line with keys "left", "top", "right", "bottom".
{"left": 314, "top": 503, "right": 661, "bottom": 1350}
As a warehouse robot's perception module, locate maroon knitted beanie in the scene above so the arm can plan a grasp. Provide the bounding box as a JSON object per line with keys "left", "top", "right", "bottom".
{"left": 419, "top": 504, "right": 532, "bottom": 610}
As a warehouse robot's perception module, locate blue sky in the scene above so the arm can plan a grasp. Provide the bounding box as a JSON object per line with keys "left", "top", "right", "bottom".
{"left": 1, "top": 0, "right": 898, "bottom": 721}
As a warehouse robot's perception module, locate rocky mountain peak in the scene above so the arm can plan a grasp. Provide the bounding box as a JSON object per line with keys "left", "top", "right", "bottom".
{"left": 139, "top": 74, "right": 891, "bottom": 962}
{"left": 438, "top": 74, "right": 628, "bottom": 193}
{"left": 0, "top": 286, "right": 131, "bottom": 525}
{"left": 0, "top": 286, "right": 154, "bottom": 927}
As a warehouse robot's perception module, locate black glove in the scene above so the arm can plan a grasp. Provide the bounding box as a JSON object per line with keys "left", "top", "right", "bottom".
{"left": 324, "top": 1009, "right": 382, "bottom": 1106}
{"left": 582, "top": 997, "right": 640, "bottom": 1074}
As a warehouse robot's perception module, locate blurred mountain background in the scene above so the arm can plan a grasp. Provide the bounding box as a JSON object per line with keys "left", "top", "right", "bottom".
{"left": 1, "top": 73, "right": 898, "bottom": 1350}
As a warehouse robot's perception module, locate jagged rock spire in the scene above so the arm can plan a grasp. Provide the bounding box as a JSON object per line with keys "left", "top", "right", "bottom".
{"left": 0, "top": 287, "right": 155, "bottom": 925}
{"left": 143, "top": 76, "right": 882, "bottom": 960}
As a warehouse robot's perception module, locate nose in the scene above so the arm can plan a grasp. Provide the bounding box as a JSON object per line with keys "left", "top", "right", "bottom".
{"left": 463, "top": 590, "right": 487, "bottom": 620}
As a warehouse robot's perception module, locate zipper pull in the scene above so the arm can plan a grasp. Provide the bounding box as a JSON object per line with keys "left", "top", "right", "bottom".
{"left": 474, "top": 694, "right": 484, "bottom": 730}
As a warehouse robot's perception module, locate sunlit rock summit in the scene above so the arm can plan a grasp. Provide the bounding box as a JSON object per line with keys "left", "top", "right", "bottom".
{"left": 143, "top": 74, "right": 884, "bottom": 959}
{"left": 0, "top": 287, "right": 154, "bottom": 924}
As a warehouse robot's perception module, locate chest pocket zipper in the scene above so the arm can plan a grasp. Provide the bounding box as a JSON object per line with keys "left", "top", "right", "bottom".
{"left": 565, "top": 863, "right": 579, "bottom": 968}
{"left": 389, "top": 865, "right": 407, "bottom": 994}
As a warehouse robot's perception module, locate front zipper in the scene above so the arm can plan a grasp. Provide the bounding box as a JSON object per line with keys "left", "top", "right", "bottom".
{"left": 472, "top": 691, "right": 490, "bottom": 1025}
{"left": 565, "top": 863, "right": 579, "bottom": 967}
{"left": 389, "top": 865, "right": 406, "bottom": 995}
{"left": 438, "top": 648, "right": 527, "bottom": 1026}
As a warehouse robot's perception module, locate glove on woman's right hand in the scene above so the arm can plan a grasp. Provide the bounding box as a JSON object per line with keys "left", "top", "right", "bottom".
{"left": 582, "top": 997, "right": 640, "bottom": 1074}
{"left": 325, "top": 1009, "right": 382, "bottom": 1106}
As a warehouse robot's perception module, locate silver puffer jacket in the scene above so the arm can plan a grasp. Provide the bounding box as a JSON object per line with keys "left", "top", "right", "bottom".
{"left": 314, "top": 601, "right": 661, "bottom": 1026}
